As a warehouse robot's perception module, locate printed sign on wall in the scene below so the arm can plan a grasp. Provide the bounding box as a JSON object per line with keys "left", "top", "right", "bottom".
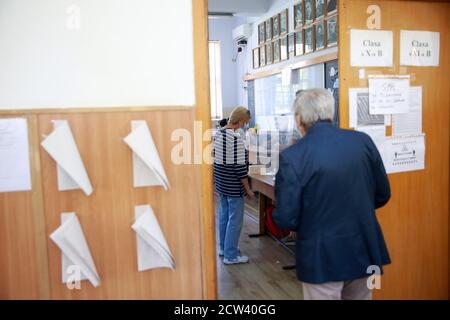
{"left": 350, "top": 29, "right": 393, "bottom": 67}
{"left": 400, "top": 30, "right": 440, "bottom": 66}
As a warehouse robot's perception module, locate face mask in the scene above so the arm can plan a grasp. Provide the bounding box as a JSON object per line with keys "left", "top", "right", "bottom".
{"left": 239, "top": 128, "right": 246, "bottom": 138}
{"left": 294, "top": 125, "right": 304, "bottom": 138}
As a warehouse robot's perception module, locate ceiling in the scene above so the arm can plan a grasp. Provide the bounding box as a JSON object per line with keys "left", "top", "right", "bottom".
{"left": 208, "top": 0, "right": 273, "bottom": 16}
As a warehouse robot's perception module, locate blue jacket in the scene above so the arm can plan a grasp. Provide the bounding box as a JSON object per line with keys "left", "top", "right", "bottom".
{"left": 273, "top": 121, "right": 391, "bottom": 284}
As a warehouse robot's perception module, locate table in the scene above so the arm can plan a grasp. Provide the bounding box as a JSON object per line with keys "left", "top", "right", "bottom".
{"left": 248, "top": 173, "right": 275, "bottom": 236}
{"left": 248, "top": 173, "right": 296, "bottom": 268}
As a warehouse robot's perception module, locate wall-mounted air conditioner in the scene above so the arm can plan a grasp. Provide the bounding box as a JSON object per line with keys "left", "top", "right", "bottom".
{"left": 232, "top": 24, "right": 252, "bottom": 47}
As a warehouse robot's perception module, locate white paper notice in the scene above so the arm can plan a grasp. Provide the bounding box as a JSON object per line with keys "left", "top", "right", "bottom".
{"left": 349, "top": 88, "right": 386, "bottom": 128}
{"left": 400, "top": 30, "right": 440, "bottom": 67}
{"left": 392, "top": 87, "right": 422, "bottom": 136}
{"left": 123, "top": 121, "right": 170, "bottom": 190}
{"left": 50, "top": 212, "right": 101, "bottom": 287}
{"left": 357, "top": 125, "right": 386, "bottom": 146}
{"left": 384, "top": 134, "right": 425, "bottom": 174}
{"left": 41, "top": 120, "right": 93, "bottom": 196}
{"left": 368, "top": 75, "right": 410, "bottom": 115}
{"left": 356, "top": 126, "right": 388, "bottom": 168}
{"left": 0, "top": 118, "right": 32, "bottom": 192}
{"left": 132, "top": 205, "right": 175, "bottom": 272}
{"left": 350, "top": 29, "right": 393, "bottom": 67}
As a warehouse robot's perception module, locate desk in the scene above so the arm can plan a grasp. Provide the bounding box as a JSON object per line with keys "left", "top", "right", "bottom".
{"left": 249, "top": 173, "right": 296, "bottom": 268}
{"left": 248, "top": 173, "right": 275, "bottom": 236}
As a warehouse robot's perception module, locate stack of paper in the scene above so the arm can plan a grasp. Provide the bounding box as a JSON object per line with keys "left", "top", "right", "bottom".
{"left": 50, "top": 212, "right": 101, "bottom": 287}
{"left": 132, "top": 205, "right": 175, "bottom": 271}
{"left": 41, "top": 120, "right": 93, "bottom": 196}
{"left": 123, "top": 121, "right": 170, "bottom": 190}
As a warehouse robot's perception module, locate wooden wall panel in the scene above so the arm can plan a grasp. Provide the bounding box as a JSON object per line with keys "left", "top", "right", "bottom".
{"left": 0, "top": 192, "right": 40, "bottom": 299}
{"left": 0, "top": 0, "right": 213, "bottom": 300}
{"left": 38, "top": 111, "right": 203, "bottom": 299}
{"left": 339, "top": 0, "right": 449, "bottom": 299}
{"left": 0, "top": 115, "right": 49, "bottom": 299}
{"left": 193, "top": 0, "right": 217, "bottom": 300}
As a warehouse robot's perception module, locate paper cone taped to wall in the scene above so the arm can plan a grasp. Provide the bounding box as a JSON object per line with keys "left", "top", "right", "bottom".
{"left": 50, "top": 212, "right": 101, "bottom": 287}
{"left": 41, "top": 120, "right": 93, "bottom": 196}
{"left": 132, "top": 205, "right": 175, "bottom": 271}
{"left": 123, "top": 120, "right": 170, "bottom": 190}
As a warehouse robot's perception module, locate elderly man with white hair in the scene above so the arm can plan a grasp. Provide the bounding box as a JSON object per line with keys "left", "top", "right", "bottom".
{"left": 273, "top": 89, "right": 391, "bottom": 300}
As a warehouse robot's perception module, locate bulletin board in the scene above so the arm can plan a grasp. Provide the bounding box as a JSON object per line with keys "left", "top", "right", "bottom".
{"left": 339, "top": 0, "right": 449, "bottom": 299}
{"left": 0, "top": 0, "right": 216, "bottom": 299}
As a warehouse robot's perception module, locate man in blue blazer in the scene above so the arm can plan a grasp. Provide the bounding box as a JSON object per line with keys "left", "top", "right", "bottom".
{"left": 273, "top": 89, "right": 391, "bottom": 300}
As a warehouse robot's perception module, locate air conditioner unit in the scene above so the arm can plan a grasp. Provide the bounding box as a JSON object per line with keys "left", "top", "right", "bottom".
{"left": 232, "top": 24, "right": 252, "bottom": 42}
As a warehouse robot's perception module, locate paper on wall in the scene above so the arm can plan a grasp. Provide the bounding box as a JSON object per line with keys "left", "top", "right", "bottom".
{"left": 0, "top": 118, "right": 32, "bottom": 192}
{"left": 356, "top": 125, "right": 388, "bottom": 167}
{"left": 384, "top": 134, "right": 425, "bottom": 174}
{"left": 41, "top": 120, "right": 93, "bottom": 196}
{"left": 392, "top": 87, "right": 422, "bottom": 136}
{"left": 400, "top": 30, "right": 440, "bottom": 67}
{"left": 368, "top": 75, "right": 410, "bottom": 115}
{"left": 349, "top": 88, "right": 389, "bottom": 128}
{"left": 123, "top": 121, "right": 170, "bottom": 190}
{"left": 350, "top": 29, "right": 393, "bottom": 67}
{"left": 132, "top": 205, "right": 175, "bottom": 272}
{"left": 50, "top": 212, "right": 100, "bottom": 287}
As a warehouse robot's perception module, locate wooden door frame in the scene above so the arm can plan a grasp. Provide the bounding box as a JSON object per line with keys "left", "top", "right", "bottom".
{"left": 193, "top": 0, "right": 218, "bottom": 300}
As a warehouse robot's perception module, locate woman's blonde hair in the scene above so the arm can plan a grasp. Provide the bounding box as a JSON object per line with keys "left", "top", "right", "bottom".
{"left": 228, "top": 107, "right": 250, "bottom": 125}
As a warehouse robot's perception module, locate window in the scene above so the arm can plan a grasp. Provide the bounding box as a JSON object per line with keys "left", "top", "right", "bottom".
{"left": 208, "top": 41, "right": 223, "bottom": 120}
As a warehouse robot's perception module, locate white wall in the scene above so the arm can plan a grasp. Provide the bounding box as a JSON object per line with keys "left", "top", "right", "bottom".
{"left": 208, "top": 16, "right": 251, "bottom": 117}
{"left": 0, "top": 0, "right": 195, "bottom": 109}
{"left": 208, "top": 0, "right": 272, "bottom": 16}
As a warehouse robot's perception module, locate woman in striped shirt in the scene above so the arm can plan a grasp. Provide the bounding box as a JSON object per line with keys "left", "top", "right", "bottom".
{"left": 213, "top": 107, "right": 254, "bottom": 265}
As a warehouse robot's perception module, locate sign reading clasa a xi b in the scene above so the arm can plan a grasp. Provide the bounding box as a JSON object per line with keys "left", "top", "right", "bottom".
{"left": 400, "top": 30, "right": 440, "bottom": 67}
{"left": 350, "top": 29, "right": 394, "bottom": 67}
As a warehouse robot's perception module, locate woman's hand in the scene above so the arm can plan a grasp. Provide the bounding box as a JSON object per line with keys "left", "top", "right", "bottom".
{"left": 247, "top": 190, "right": 255, "bottom": 200}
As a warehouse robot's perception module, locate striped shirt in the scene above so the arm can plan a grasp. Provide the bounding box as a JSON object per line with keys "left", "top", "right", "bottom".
{"left": 213, "top": 128, "right": 248, "bottom": 197}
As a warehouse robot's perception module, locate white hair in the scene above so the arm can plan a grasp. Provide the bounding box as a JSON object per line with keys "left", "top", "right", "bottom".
{"left": 293, "top": 88, "right": 335, "bottom": 127}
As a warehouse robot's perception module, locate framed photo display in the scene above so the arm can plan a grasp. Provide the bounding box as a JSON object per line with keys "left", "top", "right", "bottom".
{"left": 280, "top": 9, "right": 288, "bottom": 35}
{"left": 280, "top": 36, "right": 288, "bottom": 61}
{"left": 294, "top": 1, "right": 303, "bottom": 30}
{"left": 266, "top": 42, "right": 273, "bottom": 64}
{"left": 327, "top": 0, "right": 337, "bottom": 15}
{"left": 304, "top": 25, "right": 314, "bottom": 53}
{"left": 315, "top": 21, "right": 325, "bottom": 50}
{"left": 295, "top": 30, "right": 304, "bottom": 56}
{"left": 288, "top": 33, "right": 295, "bottom": 58}
{"left": 326, "top": 15, "right": 337, "bottom": 47}
{"left": 272, "top": 14, "right": 280, "bottom": 38}
{"left": 260, "top": 45, "right": 266, "bottom": 66}
{"left": 265, "top": 18, "right": 272, "bottom": 41}
{"left": 273, "top": 39, "right": 280, "bottom": 63}
{"left": 304, "top": 0, "right": 314, "bottom": 24}
{"left": 316, "top": 0, "right": 325, "bottom": 20}
{"left": 258, "top": 22, "right": 265, "bottom": 44}
{"left": 253, "top": 48, "right": 260, "bottom": 69}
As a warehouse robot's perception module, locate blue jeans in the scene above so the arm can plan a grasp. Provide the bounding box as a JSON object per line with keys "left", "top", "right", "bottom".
{"left": 218, "top": 194, "right": 245, "bottom": 260}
